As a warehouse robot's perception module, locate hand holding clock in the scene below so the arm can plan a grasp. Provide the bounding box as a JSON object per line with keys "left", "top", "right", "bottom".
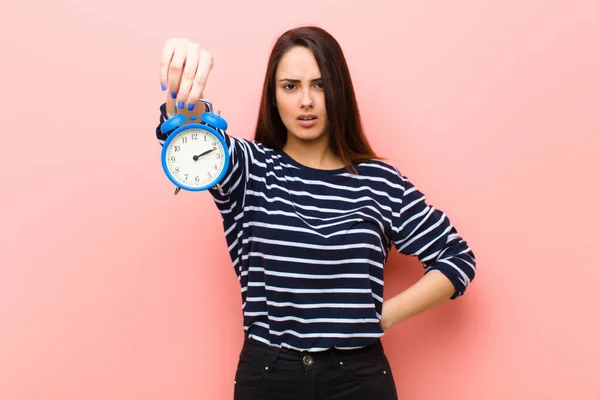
{"left": 158, "top": 38, "right": 230, "bottom": 193}
{"left": 160, "top": 38, "right": 214, "bottom": 115}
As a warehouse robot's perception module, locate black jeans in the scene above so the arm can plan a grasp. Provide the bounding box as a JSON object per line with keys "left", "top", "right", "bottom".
{"left": 233, "top": 337, "right": 398, "bottom": 400}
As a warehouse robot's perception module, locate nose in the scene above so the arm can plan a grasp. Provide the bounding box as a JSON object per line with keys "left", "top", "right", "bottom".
{"left": 300, "top": 88, "right": 313, "bottom": 109}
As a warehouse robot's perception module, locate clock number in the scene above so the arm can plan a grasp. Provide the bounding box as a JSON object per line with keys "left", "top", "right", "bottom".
{"left": 174, "top": 167, "right": 180, "bottom": 173}
{"left": 192, "top": 133, "right": 198, "bottom": 140}
{"left": 174, "top": 145, "right": 180, "bottom": 152}
{"left": 170, "top": 156, "right": 176, "bottom": 162}
{"left": 212, "top": 142, "right": 217, "bottom": 149}
{"left": 184, "top": 174, "right": 188, "bottom": 181}
{"left": 195, "top": 176, "right": 200, "bottom": 183}
{"left": 182, "top": 137, "right": 188, "bottom": 144}
{"left": 214, "top": 164, "right": 218, "bottom": 170}
{"left": 208, "top": 172, "right": 212, "bottom": 179}
{"left": 217, "top": 153, "right": 221, "bottom": 159}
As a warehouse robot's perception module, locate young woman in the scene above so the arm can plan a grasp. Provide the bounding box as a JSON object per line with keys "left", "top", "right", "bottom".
{"left": 156, "top": 26, "right": 476, "bottom": 400}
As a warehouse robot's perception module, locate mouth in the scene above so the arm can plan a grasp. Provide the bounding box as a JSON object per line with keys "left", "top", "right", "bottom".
{"left": 297, "top": 114, "right": 318, "bottom": 121}
{"left": 297, "top": 114, "right": 318, "bottom": 128}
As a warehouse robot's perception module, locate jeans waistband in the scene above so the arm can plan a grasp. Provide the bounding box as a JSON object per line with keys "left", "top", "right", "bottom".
{"left": 239, "top": 336, "right": 385, "bottom": 371}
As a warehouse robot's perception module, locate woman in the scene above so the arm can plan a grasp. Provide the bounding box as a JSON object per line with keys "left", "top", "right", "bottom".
{"left": 156, "top": 26, "right": 476, "bottom": 400}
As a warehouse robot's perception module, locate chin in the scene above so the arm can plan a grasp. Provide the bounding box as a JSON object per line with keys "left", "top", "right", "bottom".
{"left": 287, "top": 123, "right": 329, "bottom": 143}
{"left": 289, "top": 130, "right": 327, "bottom": 142}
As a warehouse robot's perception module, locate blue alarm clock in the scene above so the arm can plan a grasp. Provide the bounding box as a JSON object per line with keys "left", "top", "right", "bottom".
{"left": 160, "top": 99, "right": 230, "bottom": 195}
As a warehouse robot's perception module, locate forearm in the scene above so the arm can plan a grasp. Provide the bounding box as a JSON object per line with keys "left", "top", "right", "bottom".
{"left": 379, "top": 271, "right": 456, "bottom": 330}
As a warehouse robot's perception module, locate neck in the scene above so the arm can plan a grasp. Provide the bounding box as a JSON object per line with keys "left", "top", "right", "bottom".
{"left": 282, "top": 134, "right": 344, "bottom": 170}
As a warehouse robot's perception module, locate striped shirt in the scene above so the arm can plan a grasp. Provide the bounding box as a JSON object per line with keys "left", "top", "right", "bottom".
{"left": 156, "top": 103, "right": 476, "bottom": 352}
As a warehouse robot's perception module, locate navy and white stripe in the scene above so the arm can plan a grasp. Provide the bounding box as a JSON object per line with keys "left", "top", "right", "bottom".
{"left": 157, "top": 103, "right": 476, "bottom": 352}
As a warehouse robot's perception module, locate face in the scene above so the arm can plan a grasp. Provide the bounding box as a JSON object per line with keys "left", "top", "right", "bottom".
{"left": 274, "top": 46, "right": 329, "bottom": 145}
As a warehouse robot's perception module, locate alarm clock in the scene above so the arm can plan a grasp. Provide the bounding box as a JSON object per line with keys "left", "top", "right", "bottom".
{"left": 160, "top": 99, "right": 230, "bottom": 195}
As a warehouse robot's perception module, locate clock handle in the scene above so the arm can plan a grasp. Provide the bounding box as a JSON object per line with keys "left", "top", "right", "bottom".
{"left": 197, "top": 99, "right": 217, "bottom": 114}
{"left": 169, "top": 99, "right": 216, "bottom": 116}
{"left": 168, "top": 98, "right": 227, "bottom": 132}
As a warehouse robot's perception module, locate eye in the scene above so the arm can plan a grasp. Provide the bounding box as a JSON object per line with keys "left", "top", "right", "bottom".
{"left": 283, "top": 83, "right": 296, "bottom": 91}
{"left": 315, "top": 81, "right": 324, "bottom": 89}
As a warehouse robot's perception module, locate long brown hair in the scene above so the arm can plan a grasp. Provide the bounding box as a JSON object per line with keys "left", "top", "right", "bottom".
{"left": 253, "top": 26, "right": 379, "bottom": 170}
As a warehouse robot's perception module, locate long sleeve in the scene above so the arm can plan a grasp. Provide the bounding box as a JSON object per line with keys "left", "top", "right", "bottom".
{"left": 389, "top": 172, "right": 476, "bottom": 299}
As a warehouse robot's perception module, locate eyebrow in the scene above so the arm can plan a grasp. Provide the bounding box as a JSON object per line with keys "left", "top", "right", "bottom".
{"left": 279, "top": 78, "right": 323, "bottom": 83}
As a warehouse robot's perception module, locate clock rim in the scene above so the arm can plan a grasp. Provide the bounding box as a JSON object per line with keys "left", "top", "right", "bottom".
{"left": 160, "top": 123, "right": 231, "bottom": 192}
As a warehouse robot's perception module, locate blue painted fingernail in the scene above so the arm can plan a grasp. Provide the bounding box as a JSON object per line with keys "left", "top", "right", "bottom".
{"left": 161, "top": 82, "right": 167, "bottom": 91}
{"left": 187, "top": 103, "right": 195, "bottom": 111}
{"left": 171, "top": 92, "right": 177, "bottom": 99}
{"left": 177, "top": 101, "right": 184, "bottom": 109}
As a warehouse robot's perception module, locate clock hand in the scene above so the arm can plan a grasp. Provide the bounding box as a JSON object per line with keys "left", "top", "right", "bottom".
{"left": 193, "top": 148, "right": 216, "bottom": 161}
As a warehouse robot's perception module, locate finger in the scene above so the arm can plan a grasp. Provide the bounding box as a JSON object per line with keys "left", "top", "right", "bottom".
{"left": 187, "top": 50, "right": 214, "bottom": 110}
{"left": 159, "top": 39, "right": 176, "bottom": 91}
{"left": 176, "top": 43, "right": 199, "bottom": 110}
{"left": 168, "top": 40, "right": 187, "bottom": 101}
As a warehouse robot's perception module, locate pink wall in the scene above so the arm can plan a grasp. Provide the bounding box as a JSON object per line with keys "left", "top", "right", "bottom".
{"left": 2, "top": 0, "right": 599, "bottom": 399}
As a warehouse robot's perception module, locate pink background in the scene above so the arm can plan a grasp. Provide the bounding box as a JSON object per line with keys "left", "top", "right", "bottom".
{"left": 2, "top": 0, "right": 599, "bottom": 399}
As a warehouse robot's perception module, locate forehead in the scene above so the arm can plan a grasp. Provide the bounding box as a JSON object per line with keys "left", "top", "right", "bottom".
{"left": 276, "top": 46, "right": 322, "bottom": 78}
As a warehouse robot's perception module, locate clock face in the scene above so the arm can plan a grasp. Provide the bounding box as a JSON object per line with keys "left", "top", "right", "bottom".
{"left": 164, "top": 128, "right": 227, "bottom": 189}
